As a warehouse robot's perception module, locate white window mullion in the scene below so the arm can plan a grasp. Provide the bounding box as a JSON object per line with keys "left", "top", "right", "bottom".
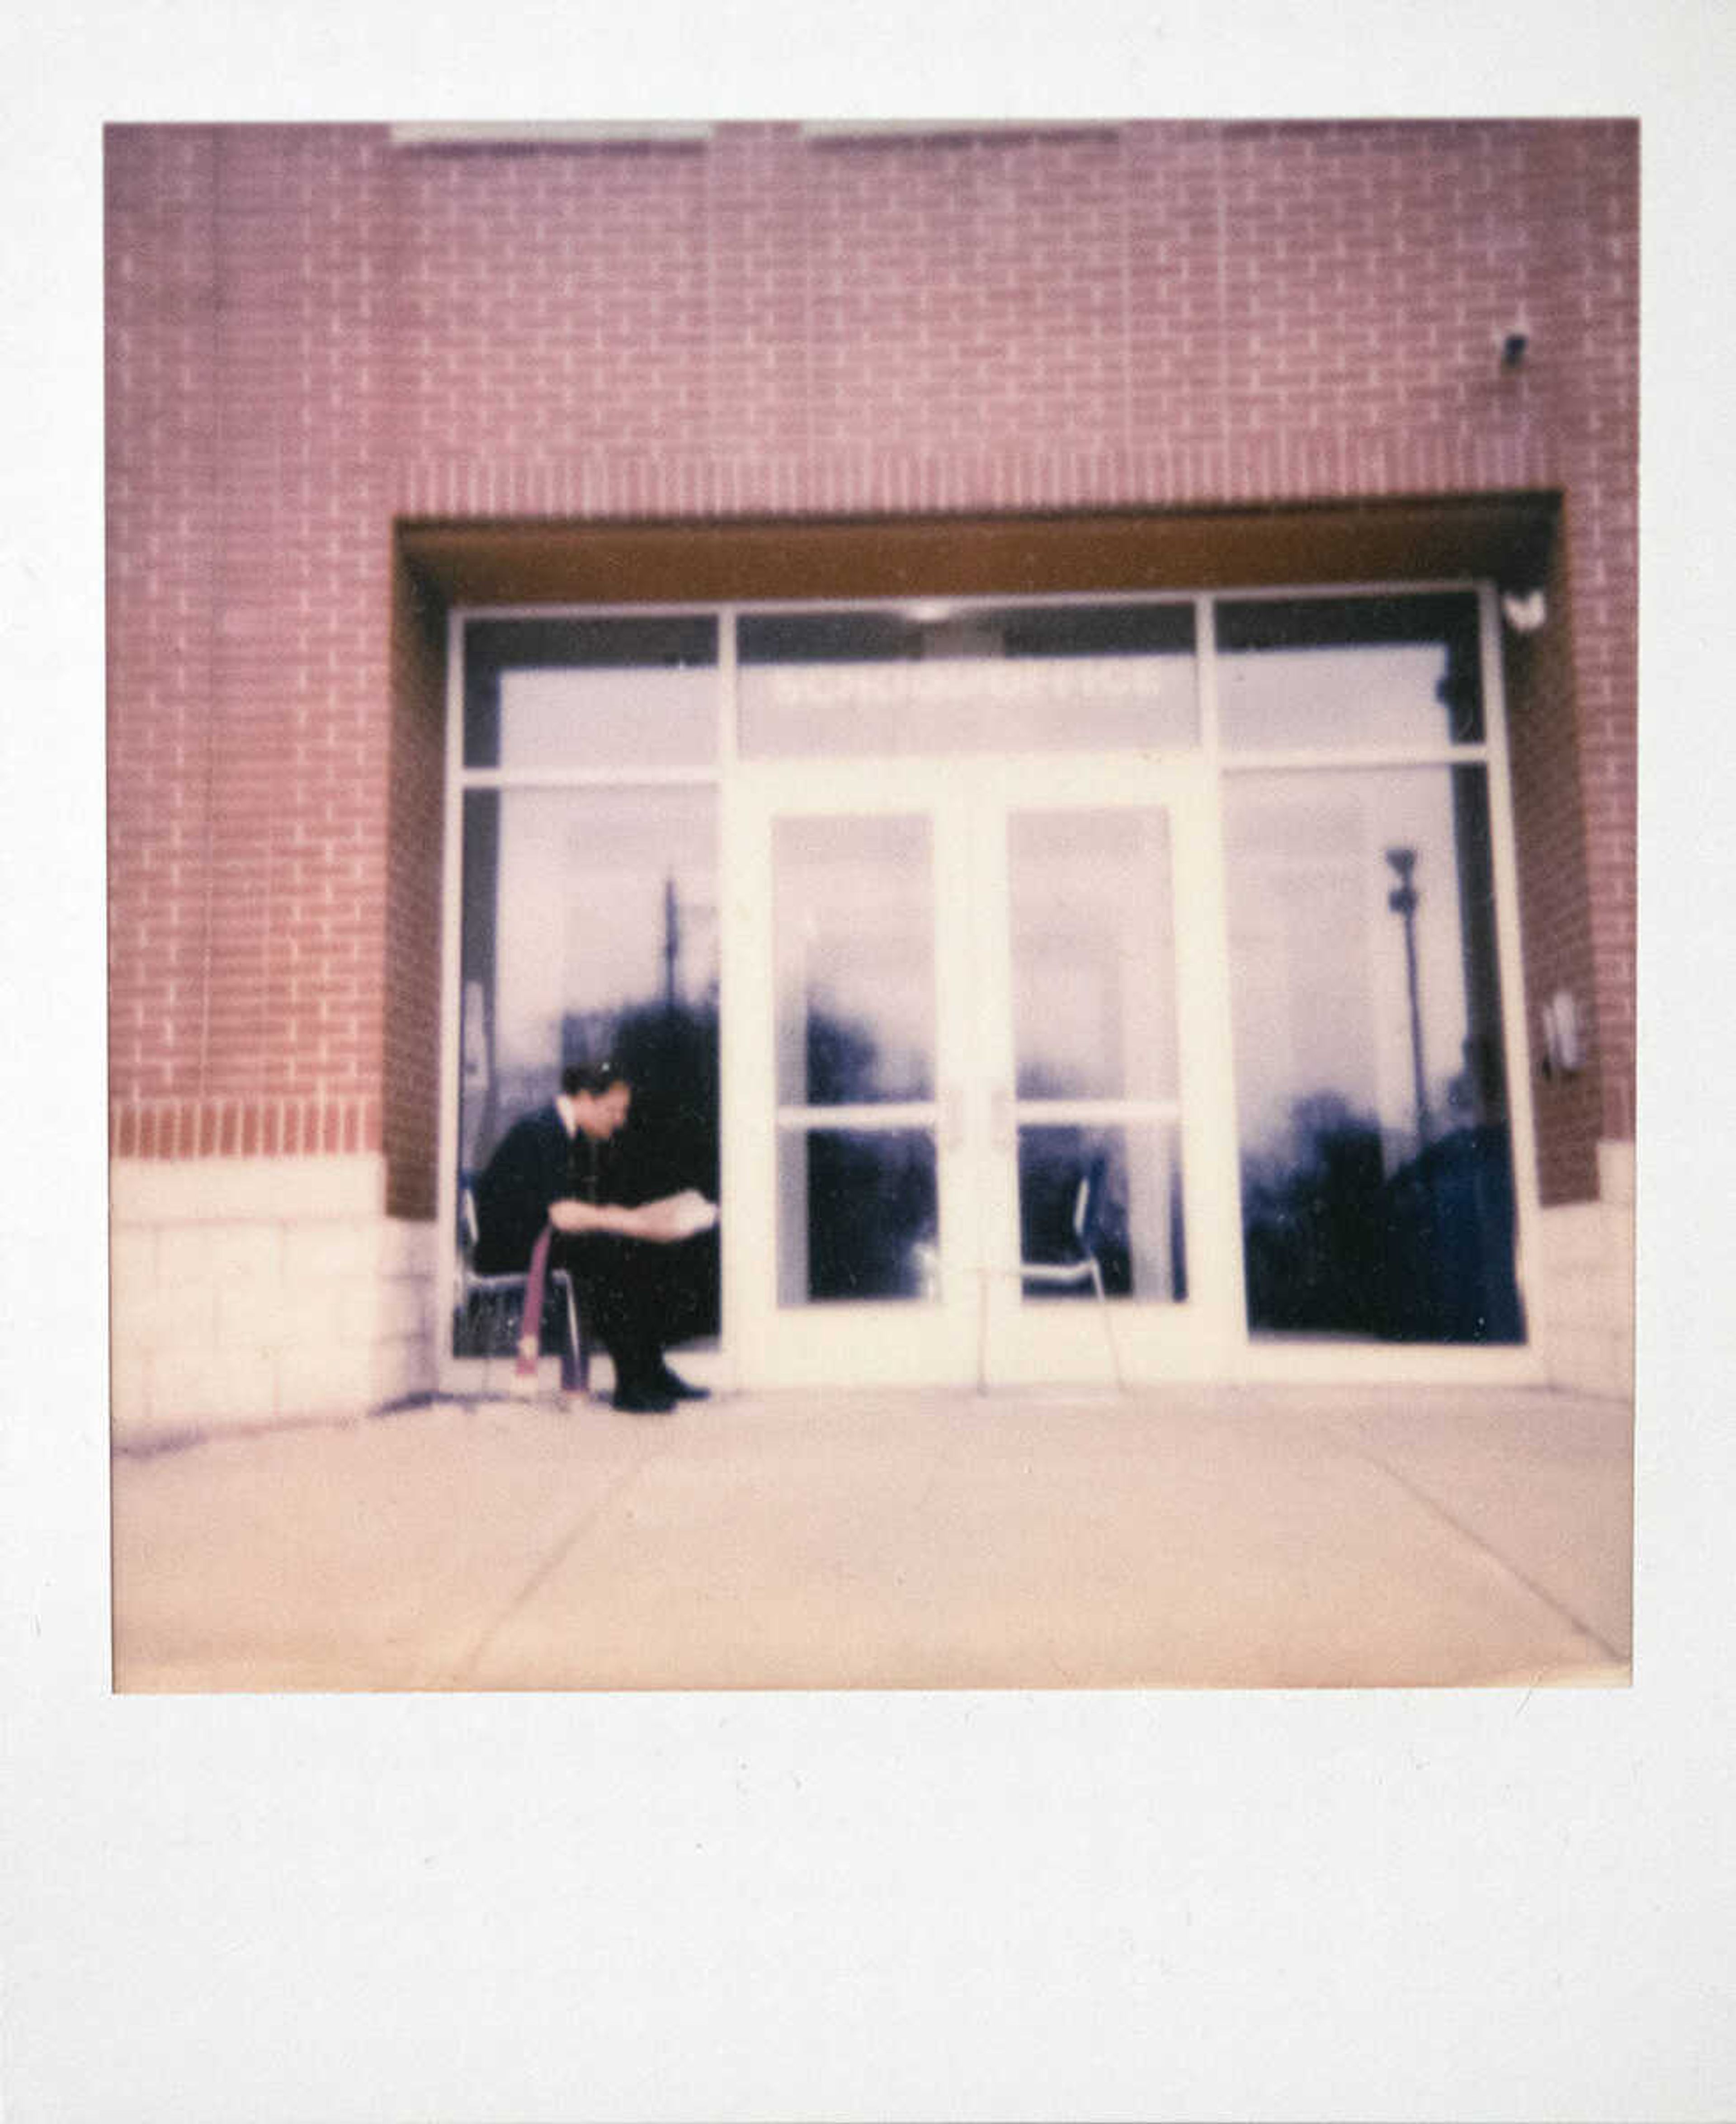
{"left": 1219, "top": 744, "right": 1493, "bottom": 776}
{"left": 719, "top": 605, "right": 740, "bottom": 770}
{"left": 1011, "top": 1098, "right": 1185, "bottom": 1128}
{"left": 435, "top": 609, "right": 474, "bottom": 1381}
{"left": 458, "top": 764, "right": 722, "bottom": 794}
{"left": 776, "top": 1102, "right": 939, "bottom": 1132}
{"left": 1195, "top": 591, "right": 1220, "bottom": 758}
{"left": 1477, "top": 580, "right": 1545, "bottom": 1325}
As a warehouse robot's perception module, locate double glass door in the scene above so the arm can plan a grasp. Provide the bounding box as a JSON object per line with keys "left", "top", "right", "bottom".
{"left": 722, "top": 757, "right": 1241, "bottom": 1387}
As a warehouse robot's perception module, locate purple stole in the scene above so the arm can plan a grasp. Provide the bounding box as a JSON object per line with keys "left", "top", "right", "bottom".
{"left": 514, "top": 1223, "right": 555, "bottom": 1381}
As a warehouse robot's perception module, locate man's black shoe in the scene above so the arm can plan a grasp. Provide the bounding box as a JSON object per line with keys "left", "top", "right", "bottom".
{"left": 655, "top": 1366, "right": 711, "bottom": 1401}
{"left": 613, "top": 1379, "right": 676, "bottom": 1414}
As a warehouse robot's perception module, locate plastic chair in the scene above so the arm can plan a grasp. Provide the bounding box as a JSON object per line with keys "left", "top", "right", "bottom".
{"left": 455, "top": 1183, "right": 590, "bottom": 1394}
{"left": 1018, "top": 1158, "right": 1123, "bottom": 1390}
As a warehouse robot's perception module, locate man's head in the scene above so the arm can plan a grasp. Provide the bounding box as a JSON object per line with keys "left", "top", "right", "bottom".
{"left": 561, "top": 1060, "right": 632, "bottom": 1141}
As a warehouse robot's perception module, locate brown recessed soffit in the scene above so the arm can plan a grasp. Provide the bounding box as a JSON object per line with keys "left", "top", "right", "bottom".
{"left": 399, "top": 495, "right": 1558, "bottom": 609}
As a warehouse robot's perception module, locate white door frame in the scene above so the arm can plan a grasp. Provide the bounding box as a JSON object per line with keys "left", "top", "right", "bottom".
{"left": 721, "top": 751, "right": 1243, "bottom": 1389}
{"left": 436, "top": 581, "right": 1547, "bottom": 1397}
{"left": 972, "top": 752, "right": 1245, "bottom": 1386}
{"left": 720, "top": 758, "right": 980, "bottom": 1388}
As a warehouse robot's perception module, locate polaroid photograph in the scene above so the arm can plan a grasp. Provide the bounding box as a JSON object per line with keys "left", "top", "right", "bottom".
{"left": 7, "top": 5, "right": 1731, "bottom": 2119}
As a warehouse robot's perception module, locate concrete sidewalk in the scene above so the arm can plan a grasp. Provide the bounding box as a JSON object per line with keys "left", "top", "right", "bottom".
{"left": 109, "top": 1382, "right": 1633, "bottom": 1692}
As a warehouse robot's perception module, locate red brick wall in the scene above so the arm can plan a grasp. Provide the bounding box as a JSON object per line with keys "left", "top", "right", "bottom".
{"left": 1494, "top": 120, "right": 1639, "bottom": 1202}
{"left": 384, "top": 123, "right": 1577, "bottom": 516}
{"left": 1505, "top": 521, "right": 1605, "bottom": 1206}
{"left": 106, "top": 119, "right": 1638, "bottom": 1208}
{"left": 107, "top": 129, "right": 221, "bottom": 1137}
{"left": 108, "top": 125, "right": 394, "bottom": 1162}
{"left": 1528, "top": 125, "right": 1640, "bottom": 1152}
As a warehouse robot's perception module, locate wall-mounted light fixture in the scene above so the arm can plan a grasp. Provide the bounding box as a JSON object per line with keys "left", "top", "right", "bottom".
{"left": 1541, "top": 989, "right": 1584, "bottom": 1079}
{"left": 1500, "top": 327, "right": 1530, "bottom": 371}
{"left": 1501, "top": 588, "right": 1548, "bottom": 635}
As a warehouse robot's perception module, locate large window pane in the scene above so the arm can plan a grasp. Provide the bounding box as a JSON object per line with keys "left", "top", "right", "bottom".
{"left": 1225, "top": 766, "right": 1520, "bottom": 1343}
{"left": 463, "top": 615, "right": 718, "bottom": 769}
{"left": 740, "top": 601, "right": 1197, "bottom": 757}
{"left": 1215, "top": 594, "right": 1484, "bottom": 750}
{"left": 457, "top": 786, "right": 722, "bottom": 1351}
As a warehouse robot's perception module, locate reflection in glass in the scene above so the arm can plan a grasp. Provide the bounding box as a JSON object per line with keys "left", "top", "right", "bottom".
{"left": 778, "top": 1129, "right": 939, "bottom": 1305}
{"left": 463, "top": 615, "right": 718, "bottom": 769}
{"left": 1225, "top": 766, "right": 1520, "bottom": 1343}
{"left": 774, "top": 814, "right": 935, "bottom": 1105}
{"left": 457, "top": 785, "right": 722, "bottom": 1352}
{"left": 740, "top": 601, "right": 1197, "bottom": 757}
{"left": 1008, "top": 809, "right": 1177, "bottom": 1101}
{"left": 1018, "top": 1124, "right": 1185, "bottom": 1303}
{"left": 1215, "top": 594, "right": 1484, "bottom": 751}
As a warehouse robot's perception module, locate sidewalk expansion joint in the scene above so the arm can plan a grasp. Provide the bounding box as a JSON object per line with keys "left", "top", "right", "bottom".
{"left": 439, "top": 1451, "right": 659, "bottom": 1688}
{"left": 1333, "top": 1429, "right": 1626, "bottom": 1668}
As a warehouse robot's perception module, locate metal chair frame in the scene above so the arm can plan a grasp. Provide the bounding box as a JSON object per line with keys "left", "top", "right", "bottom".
{"left": 455, "top": 1184, "right": 591, "bottom": 1394}
{"left": 977, "top": 1162, "right": 1125, "bottom": 1392}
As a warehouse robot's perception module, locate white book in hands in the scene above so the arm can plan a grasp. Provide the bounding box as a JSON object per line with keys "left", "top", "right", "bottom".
{"left": 640, "top": 1189, "right": 720, "bottom": 1242}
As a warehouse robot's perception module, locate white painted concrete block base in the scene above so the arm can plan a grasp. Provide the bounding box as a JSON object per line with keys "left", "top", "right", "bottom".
{"left": 1530, "top": 1142, "right": 1635, "bottom": 1401}
{"left": 110, "top": 1155, "right": 438, "bottom": 1443}
{"left": 109, "top": 1138, "right": 1638, "bottom": 1438}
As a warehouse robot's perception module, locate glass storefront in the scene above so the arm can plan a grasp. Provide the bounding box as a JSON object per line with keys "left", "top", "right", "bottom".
{"left": 445, "top": 585, "right": 1531, "bottom": 1386}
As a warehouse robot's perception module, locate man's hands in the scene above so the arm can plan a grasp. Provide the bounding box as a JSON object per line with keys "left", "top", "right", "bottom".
{"left": 633, "top": 1189, "right": 721, "bottom": 1241}
{"left": 547, "top": 1189, "right": 718, "bottom": 1242}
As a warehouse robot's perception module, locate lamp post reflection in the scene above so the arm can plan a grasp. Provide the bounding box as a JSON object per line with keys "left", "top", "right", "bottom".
{"left": 1386, "top": 846, "right": 1432, "bottom": 1149}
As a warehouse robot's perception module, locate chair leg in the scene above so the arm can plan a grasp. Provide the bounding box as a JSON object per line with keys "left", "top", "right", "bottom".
{"left": 1087, "top": 1260, "right": 1124, "bottom": 1392}
{"left": 506, "top": 1288, "right": 540, "bottom": 1396}
{"left": 558, "top": 1277, "right": 590, "bottom": 1396}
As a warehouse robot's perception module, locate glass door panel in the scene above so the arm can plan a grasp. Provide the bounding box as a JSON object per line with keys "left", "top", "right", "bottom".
{"left": 1016, "top": 1122, "right": 1186, "bottom": 1304}
{"left": 772, "top": 812, "right": 942, "bottom": 1308}
{"left": 774, "top": 813, "right": 936, "bottom": 1107}
{"left": 725, "top": 774, "right": 982, "bottom": 1386}
{"left": 976, "top": 783, "right": 1231, "bottom": 1385}
{"left": 1007, "top": 805, "right": 1188, "bottom": 1303}
{"left": 1007, "top": 805, "right": 1180, "bottom": 1105}
{"left": 778, "top": 1129, "right": 940, "bottom": 1305}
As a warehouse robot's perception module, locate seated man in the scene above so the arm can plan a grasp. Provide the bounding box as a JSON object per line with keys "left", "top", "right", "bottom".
{"left": 472, "top": 1060, "right": 718, "bottom": 1413}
